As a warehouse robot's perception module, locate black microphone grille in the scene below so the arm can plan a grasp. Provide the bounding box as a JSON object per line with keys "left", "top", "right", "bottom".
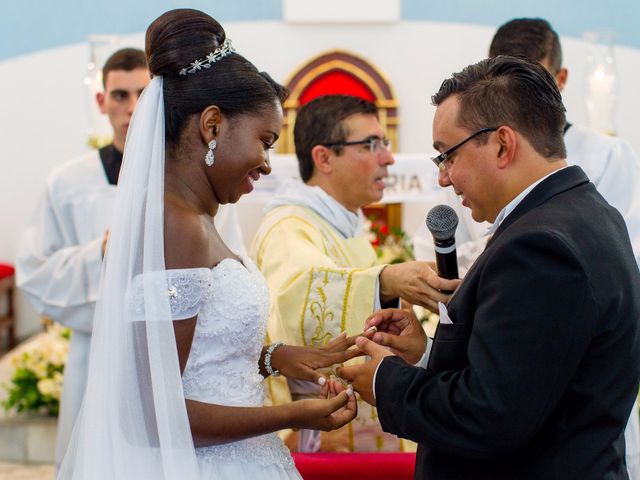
{"left": 426, "top": 204, "right": 459, "bottom": 241}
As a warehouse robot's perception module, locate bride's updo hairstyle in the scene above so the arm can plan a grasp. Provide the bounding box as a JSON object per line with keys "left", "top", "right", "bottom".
{"left": 145, "top": 8, "right": 287, "bottom": 146}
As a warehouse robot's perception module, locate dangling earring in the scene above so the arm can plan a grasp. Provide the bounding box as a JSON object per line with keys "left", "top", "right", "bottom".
{"left": 205, "top": 139, "right": 217, "bottom": 166}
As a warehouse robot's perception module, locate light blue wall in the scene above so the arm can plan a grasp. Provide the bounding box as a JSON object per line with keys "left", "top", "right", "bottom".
{"left": 0, "top": 0, "right": 282, "bottom": 60}
{"left": 402, "top": 0, "right": 639, "bottom": 49}
{"left": 1, "top": 0, "right": 638, "bottom": 61}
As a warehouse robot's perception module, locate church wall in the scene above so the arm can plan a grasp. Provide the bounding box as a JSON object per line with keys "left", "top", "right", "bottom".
{"left": 1, "top": 5, "right": 639, "bottom": 336}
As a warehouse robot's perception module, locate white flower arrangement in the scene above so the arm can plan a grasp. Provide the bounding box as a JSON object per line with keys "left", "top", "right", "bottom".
{"left": 2, "top": 322, "right": 69, "bottom": 416}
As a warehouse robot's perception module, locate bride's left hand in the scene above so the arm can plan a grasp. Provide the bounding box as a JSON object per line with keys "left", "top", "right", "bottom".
{"left": 292, "top": 379, "right": 357, "bottom": 431}
{"left": 271, "top": 330, "right": 373, "bottom": 386}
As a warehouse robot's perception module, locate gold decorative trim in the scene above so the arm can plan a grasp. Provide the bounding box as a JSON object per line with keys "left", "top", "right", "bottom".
{"left": 308, "top": 270, "right": 336, "bottom": 346}
{"left": 302, "top": 266, "right": 366, "bottom": 347}
{"left": 341, "top": 270, "right": 355, "bottom": 332}
{"left": 300, "top": 267, "right": 316, "bottom": 347}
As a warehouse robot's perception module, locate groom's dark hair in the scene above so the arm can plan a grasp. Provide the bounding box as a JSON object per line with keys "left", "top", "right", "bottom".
{"left": 432, "top": 56, "right": 566, "bottom": 160}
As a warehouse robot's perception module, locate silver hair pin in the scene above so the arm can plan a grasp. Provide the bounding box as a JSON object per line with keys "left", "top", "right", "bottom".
{"left": 178, "top": 38, "right": 236, "bottom": 76}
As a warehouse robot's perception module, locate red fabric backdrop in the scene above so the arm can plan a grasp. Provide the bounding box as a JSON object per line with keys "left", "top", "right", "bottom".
{"left": 299, "top": 70, "right": 376, "bottom": 105}
{"left": 0, "top": 263, "right": 14, "bottom": 280}
{"left": 292, "top": 452, "right": 415, "bottom": 480}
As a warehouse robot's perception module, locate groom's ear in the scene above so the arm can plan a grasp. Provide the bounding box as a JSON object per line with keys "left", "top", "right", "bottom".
{"left": 200, "top": 105, "right": 223, "bottom": 143}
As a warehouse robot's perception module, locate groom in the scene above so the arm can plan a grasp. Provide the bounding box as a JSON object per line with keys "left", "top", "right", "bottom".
{"left": 339, "top": 56, "right": 640, "bottom": 479}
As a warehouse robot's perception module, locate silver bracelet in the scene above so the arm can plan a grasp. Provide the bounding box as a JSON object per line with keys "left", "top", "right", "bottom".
{"left": 264, "top": 341, "right": 284, "bottom": 377}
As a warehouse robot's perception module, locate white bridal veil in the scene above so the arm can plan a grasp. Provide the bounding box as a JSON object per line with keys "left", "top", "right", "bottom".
{"left": 58, "top": 77, "right": 201, "bottom": 479}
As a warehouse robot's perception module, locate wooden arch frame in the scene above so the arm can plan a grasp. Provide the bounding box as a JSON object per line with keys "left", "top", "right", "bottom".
{"left": 278, "top": 50, "right": 399, "bottom": 154}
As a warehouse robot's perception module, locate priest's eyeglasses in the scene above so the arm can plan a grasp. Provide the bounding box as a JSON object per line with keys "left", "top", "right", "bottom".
{"left": 323, "top": 137, "right": 392, "bottom": 154}
{"left": 431, "top": 127, "right": 498, "bottom": 171}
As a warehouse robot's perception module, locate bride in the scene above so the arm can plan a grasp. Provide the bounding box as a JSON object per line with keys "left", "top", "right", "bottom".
{"left": 58, "top": 8, "right": 359, "bottom": 479}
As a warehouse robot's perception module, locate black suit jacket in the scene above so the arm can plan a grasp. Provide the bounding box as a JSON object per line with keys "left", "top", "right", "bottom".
{"left": 376, "top": 167, "right": 640, "bottom": 479}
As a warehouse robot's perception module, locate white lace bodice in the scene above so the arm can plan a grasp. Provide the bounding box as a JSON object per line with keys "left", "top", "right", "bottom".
{"left": 177, "top": 259, "right": 269, "bottom": 406}
{"left": 129, "top": 258, "right": 294, "bottom": 471}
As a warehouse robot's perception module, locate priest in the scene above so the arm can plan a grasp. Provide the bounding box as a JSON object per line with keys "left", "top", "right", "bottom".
{"left": 250, "top": 94, "right": 459, "bottom": 452}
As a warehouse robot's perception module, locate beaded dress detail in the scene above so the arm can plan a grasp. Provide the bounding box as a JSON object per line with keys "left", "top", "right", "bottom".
{"left": 129, "top": 257, "right": 299, "bottom": 479}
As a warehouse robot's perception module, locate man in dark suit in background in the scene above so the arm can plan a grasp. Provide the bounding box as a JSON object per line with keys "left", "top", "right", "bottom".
{"left": 339, "top": 56, "right": 640, "bottom": 479}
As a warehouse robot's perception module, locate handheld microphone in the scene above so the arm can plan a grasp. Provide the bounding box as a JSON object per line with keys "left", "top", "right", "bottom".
{"left": 426, "top": 205, "right": 459, "bottom": 280}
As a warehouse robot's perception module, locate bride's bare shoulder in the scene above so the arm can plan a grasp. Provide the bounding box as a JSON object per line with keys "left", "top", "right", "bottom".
{"left": 164, "top": 200, "right": 212, "bottom": 270}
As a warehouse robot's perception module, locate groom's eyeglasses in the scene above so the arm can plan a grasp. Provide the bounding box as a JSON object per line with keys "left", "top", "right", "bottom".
{"left": 431, "top": 127, "right": 498, "bottom": 172}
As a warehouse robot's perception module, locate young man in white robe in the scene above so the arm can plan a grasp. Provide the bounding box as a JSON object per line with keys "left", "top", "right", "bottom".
{"left": 412, "top": 18, "right": 640, "bottom": 478}
{"left": 251, "top": 94, "right": 459, "bottom": 452}
{"left": 16, "top": 48, "right": 245, "bottom": 467}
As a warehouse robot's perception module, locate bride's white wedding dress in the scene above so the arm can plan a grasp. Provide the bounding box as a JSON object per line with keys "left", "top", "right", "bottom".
{"left": 131, "top": 257, "right": 301, "bottom": 479}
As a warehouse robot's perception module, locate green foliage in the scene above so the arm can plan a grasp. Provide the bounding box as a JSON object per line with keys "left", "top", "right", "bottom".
{"left": 1, "top": 324, "right": 69, "bottom": 417}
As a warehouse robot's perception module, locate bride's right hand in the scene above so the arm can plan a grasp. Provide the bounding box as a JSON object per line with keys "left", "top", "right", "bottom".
{"left": 292, "top": 380, "right": 357, "bottom": 431}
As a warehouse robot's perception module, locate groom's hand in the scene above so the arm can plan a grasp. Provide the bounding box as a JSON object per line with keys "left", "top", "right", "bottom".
{"left": 337, "top": 337, "right": 393, "bottom": 406}
{"left": 365, "top": 308, "right": 428, "bottom": 364}
{"left": 272, "top": 330, "right": 372, "bottom": 385}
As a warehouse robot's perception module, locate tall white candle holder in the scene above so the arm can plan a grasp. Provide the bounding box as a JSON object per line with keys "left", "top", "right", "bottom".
{"left": 85, "top": 35, "right": 121, "bottom": 149}
{"left": 583, "top": 31, "right": 617, "bottom": 136}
